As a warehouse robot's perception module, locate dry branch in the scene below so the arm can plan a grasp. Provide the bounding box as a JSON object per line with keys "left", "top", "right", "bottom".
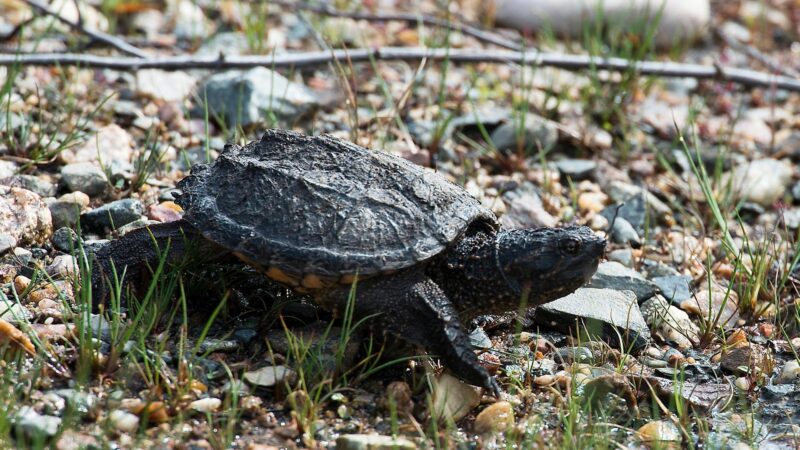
{"left": 22, "top": 0, "right": 147, "bottom": 58}
{"left": 270, "top": 0, "right": 524, "bottom": 51}
{"left": 1, "top": 47, "right": 800, "bottom": 92}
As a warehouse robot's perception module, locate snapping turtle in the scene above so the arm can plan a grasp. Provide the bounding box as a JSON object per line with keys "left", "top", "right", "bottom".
{"left": 92, "top": 129, "right": 605, "bottom": 394}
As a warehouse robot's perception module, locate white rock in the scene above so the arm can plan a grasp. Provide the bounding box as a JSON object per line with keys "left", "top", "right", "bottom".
{"left": 243, "top": 365, "right": 295, "bottom": 388}
{"left": 493, "top": 0, "right": 710, "bottom": 49}
{"left": 109, "top": 410, "right": 140, "bottom": 433}
{"left": 430, "top": 373, "right": 482, "bottom": 423}
{"left": 336, "top": 434, "right": 416, "bottom": 450}
{"left": 167, "top": 0, "right": 213, "bottom": 40}
{"left": 730, "top": 159, "right": 793, "bottom": 207}
{"left": 63, "top": 124, "right": 135, "bottom": 165}
{"left": 136, "top": 69, "right": 196, "bottom": 103}
{"left": 189, "top": 398, "right": 221, "bottom": 413}
{"left": 776, "top": 360, "right": 800, "bottom": 384}
{"left": 0, "top": 160, "right": 17, "bottom": 179}
{"left": 46, "top": 255, "right": 80, "bottom": 280}
{"left": 0, "top": 186, "right": 52, "bottom": 245}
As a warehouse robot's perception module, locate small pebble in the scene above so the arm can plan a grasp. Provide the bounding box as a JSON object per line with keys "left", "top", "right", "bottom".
{"left": 776, "top": 360, "right": 800, "bottom": 384}
{"left": 14, "top": 275, "right": 31, "bottom": 293}
{"left": 46, "top": 254, "right": 80, "bottom": 279}
{"left": 637, "top": 420, "right": 681, "bottom": 444}
{"left": 109, "top": 410, "right": 140, "bottom": 433}
{"left": 473, "top": 401, "right": 515, "bottom": 434}
{"left": 189, "top": 398, "right": 221, "bottom": 413}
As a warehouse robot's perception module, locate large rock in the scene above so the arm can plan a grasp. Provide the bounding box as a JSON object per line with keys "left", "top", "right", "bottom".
{"left": 535, "top": 288, "right": 650, "bottom": 350}
{"left": 0, "top": 186, "right": 52, "bottom": 245}
{"left": 201, "top": 67, "right": 319, "bottom": 128}
{"left": 587, "top": 261, "right": 659, "bottom": 303}
{"left": 492, "top": 0, "right": 710, "bottom": 49}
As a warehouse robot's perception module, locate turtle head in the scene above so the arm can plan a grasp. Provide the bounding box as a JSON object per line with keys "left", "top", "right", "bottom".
{"left": 497, "top": 226, "right": 605, "bottom": 305}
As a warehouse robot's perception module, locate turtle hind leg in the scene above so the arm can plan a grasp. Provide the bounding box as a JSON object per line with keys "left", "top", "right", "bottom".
{"left": 90, "top": 219, "right": 217, "bottom": 310}
{"left": 328, "top": 270, "right": 500, "bottom": 396}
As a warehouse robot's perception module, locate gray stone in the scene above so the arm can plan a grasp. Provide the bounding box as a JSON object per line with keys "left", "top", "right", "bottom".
{"left": 0, "top": 113, "right": 24, "bottom": 132}
{"left": 0, "top": 294, "right": 32, "bottom": 323}
{"left": 14, "top": 407, "right": 61, "bottom": 438}
{"left": 640, "top": 295, "right": 698, "bottom": 350}
{"left": 555, "top": 346, "right": 594, "bottom": 364}
{"left": 604, "top": 181, "right": 673, "bottom": 228}
{"left": 609, "top": 217, "right": 641, "bottom": 248}
{"left": 0, "top": 174, "right": 57, "bottom": 198}
{"left": 336, "top": 434, "right": 416, "bottom": 450}
{"left": 48, "top": 201, "right": 84, "bottom": 230}
{"left": 782, "top": 208, "right": 800, "bottom": 229}
{"left": 535, "top": 288, "right": 650, "bottom": 350}
{"left": 490, "top": 115, "right": 559, "bottom": 153}
{"left": 81, "top": 199, "right": 145, "bottom": 231}
{"left": 54, "top": 389, "right": 97, "bottom": 417}
{"left": 196, "top": 32, "right": 251, "bottom": 57}
{"left": 468, "top": 327, "right": 492, "bottom": 349}
{"left": 500, "top": 182, "right": 558, "bottom": 229}
{"left": 0, "top": 160, "right": 17, "bottom": 179}
{"left": 553, "top": 159, "right": 597, "bottom": 181}
{"left": 652, "top": 276, "right": 692, "bottom": 304}
{"left": 791, "top": 182, "right": 800, "bottom": 201}
{"left": 761, "top": 384, "right": 798, "bottom": 400}
{"left": 608, "top": 248, "right": 633, "bottom": 267}
{"left": 587, "top": 261, "right": 659, "bottom": 303}
{"left": 232, "top": 328, "right": 258, "bottom": 345}
{"left": 61, "top": 163, "right": 108, "bottom": 196}
{"left": 201, "top": 67, "right": 319, "bottom": 128}
{"left": 0, "top": 234, "right": 16, "bottom": 255}
{"left": 51, "top": 227, "right": 81, "bottom": 252}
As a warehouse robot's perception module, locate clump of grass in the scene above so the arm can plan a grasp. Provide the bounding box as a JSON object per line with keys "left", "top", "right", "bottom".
{"left": 1, "top": 60, "right": 112, "bottom": 171}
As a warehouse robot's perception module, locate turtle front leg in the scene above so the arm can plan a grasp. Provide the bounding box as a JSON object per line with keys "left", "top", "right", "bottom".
{"left": 90, "top": 219, "right": 215, "bottom": 309}
{"left": 324, "top": 270, "right": 501, "bottom": 396}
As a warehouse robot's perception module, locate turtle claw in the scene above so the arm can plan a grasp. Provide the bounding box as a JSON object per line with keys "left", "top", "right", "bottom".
{"left": 486, "top": 377, "right": 502, "bottom": 398}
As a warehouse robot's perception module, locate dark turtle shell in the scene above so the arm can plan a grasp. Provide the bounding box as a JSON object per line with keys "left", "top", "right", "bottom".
{"left": 176, "top": 129, "right": 498, "bottom": 286}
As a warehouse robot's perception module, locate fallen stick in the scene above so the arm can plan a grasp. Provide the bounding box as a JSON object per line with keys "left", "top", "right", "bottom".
{"left": 1, "top": 47, "right": 799, "bottom": 92}
{"left": 22, "top": 0, "right": 148, "bottom": 58}
{"left": 270, "top": 0, "right": 525, "bottom": 51}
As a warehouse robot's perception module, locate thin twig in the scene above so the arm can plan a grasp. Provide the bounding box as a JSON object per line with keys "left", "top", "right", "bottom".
{"left": 270, "top": 0, "right": 524, "bottom": 51}
{"left": 1, "top": 47, "right": 799, "bottom": 91}
{"left": 22, "top": 0, "right": 147, "bottom": 58}
{"left": 714, "top": 27, "right": 800, "bottom": 78}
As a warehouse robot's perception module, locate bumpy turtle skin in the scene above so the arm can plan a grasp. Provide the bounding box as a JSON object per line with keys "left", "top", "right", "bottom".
{"left": 175, "top": 129, "right": 498, "bottom": 278}
{"left": 90, "top": 220, "right": 211, "bottom": 309}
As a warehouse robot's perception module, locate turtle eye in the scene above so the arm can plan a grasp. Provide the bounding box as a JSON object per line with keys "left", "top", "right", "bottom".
{"left": 562, "top": 238, "right": 581, "bottom": 255}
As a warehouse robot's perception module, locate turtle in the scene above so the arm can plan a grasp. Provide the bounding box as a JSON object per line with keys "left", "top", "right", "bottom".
{"left": 91, "top": 129, "right": 606, "bottom": 395}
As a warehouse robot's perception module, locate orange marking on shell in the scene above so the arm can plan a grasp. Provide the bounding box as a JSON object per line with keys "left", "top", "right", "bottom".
{"left": 266, "top": 266, "right": 299, "bottom": 286}
{"left": 301, "top": 273, "right": 326, "bottom": 289}
{"left": 339, "top": 274, "right": 358, "bottom": 285}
